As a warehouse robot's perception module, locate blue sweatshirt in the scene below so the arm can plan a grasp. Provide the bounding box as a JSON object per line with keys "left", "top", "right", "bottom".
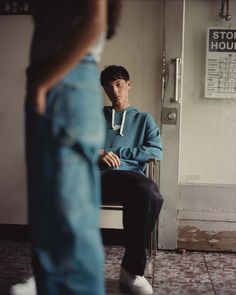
{"left": 102, "top": 106, "right": 163, "bottom": 175}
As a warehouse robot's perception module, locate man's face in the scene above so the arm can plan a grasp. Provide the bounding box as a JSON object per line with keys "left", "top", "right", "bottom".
{"left": 103, "top": 79, "right": 131, "bottom": 107}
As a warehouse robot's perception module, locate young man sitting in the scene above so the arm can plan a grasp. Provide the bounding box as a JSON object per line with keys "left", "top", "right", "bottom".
{"left": 99, "top": 65, "right": 164, "bottom": 295}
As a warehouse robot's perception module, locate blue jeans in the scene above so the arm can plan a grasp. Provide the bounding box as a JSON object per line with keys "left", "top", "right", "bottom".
{"left": 25, "top": 56, "right": 105, "bottom": 295}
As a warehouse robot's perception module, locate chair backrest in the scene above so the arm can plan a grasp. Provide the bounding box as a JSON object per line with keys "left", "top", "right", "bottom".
{"left": 145, "top": 158, "right": 159, "bottom": 182}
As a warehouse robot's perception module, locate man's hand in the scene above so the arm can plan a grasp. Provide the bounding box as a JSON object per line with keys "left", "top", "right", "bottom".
{"left": 26, "top": 83, "right": 48, "bottom": 115}
{"left": 100, "top": 151, "right": 121, "bottom": 168}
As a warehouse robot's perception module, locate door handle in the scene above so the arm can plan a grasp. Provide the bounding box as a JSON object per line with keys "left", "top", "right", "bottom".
{"left": 170, "top": 57, "right": 181, "bottom": 103}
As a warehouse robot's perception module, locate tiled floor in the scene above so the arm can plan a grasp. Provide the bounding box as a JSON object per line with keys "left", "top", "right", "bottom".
{"left": 105, "top": 246, "right": 236, "bottom": 295}
{"left": 0, "top": 241, "right": 235, "bottom": 295}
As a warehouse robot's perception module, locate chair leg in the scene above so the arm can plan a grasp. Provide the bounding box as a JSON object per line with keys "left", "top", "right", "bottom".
{"left": 146, "top": 222, "right": 158, "bottom": 279}
{"left": 146, "top": 232, "right": 153, "bottom": 277}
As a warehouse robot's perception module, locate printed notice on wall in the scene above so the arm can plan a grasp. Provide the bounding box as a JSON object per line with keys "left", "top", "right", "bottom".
{"left": 205, "top": 27, "right": 236, "bottom": 99}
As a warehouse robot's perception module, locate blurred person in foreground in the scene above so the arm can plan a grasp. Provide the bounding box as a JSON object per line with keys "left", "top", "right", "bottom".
{"left": 10, "top": 1, "right": 121, "bottom": 295}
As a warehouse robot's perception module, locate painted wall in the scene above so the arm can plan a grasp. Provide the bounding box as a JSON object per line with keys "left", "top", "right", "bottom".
{"left": 0, "top": 16, "right": 33, "bottom": 224}
{"left": 0, "top": 1, "right": 163, "bottom": 225}
{"left": 180, "top": 0, "right": 236, "bottom": 185}
{"left": 100, "top": 0, "right": 163, "bottom": 122}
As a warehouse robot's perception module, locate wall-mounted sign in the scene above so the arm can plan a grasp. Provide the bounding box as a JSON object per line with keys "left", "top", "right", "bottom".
{"left": 205, "top": 27, "right": 236, "bottom": 99}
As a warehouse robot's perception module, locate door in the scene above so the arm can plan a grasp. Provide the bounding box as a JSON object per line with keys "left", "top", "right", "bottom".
{"left": 159, "top": 0, "right": 236, "bottom": 251}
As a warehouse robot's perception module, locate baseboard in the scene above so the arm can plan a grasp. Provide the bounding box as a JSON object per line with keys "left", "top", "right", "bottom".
{"left": 0, "top": 224, "right": 124, "bottom": 245}
{"left": 0, "top": 224, "right": 30, "bottom": 241}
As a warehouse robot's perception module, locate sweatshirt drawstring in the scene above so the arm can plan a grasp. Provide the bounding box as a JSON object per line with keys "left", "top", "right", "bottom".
{"left": 111, "top": 109, "right": 126, "bottom": 136}
{"left": 119, "top": 110, "right": 126, "bottom": 136}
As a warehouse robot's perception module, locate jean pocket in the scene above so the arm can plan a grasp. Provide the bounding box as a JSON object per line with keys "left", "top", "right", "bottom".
{"left": 51, "top": 83, "right": 105, "bottom": 149}
{"left": 25, "top": 102, "right": 52, "bottom": 164}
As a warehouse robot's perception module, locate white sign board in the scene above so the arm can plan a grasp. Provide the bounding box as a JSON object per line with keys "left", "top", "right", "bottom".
{"left": 205, "top": 28, "right": 236, "bottom": 99}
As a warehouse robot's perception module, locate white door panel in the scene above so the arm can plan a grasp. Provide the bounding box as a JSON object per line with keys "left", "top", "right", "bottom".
{"left": 160, "top": 0, "right": 236, "bottom": 251}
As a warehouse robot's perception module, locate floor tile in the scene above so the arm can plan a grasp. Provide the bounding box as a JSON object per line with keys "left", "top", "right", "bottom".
{"left": 203, "top": 253, "right": 236, "bottom": 269}
{"left": 203, "top": 253, "right": 236, "bottom": 289}
{"left": 105, "top": 245, "right": 124, "bottom": 264}
{"left": 153, "top": 283, "right": 215, "bottom": 295}
{"left": 153, "top": 251, "right": 211, "bottom": 286}
{"left": 215, "top": 289, "right": 236, "bottom": 295}
{"left": 105, "top": 261, "right": 121, "bottom": 280}
{"left": 1, "top": 242, "right": 236, "bottom": 295}
{"left": 208, "top": 268, "right": 236, "bottom": 289}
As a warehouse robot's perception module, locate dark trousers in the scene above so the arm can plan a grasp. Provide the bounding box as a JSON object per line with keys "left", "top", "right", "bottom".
{"left": 101, "top": 170, "right": 163, "bottom": 276}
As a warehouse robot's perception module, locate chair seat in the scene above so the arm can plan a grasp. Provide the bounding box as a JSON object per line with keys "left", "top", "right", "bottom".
{"left": 101, "top": 204, "right": 123, "bottom": 209}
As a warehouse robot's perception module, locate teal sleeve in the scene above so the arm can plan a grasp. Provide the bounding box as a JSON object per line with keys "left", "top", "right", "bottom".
{"left": 109, "top": 114, "right": 163, "bottom": 163}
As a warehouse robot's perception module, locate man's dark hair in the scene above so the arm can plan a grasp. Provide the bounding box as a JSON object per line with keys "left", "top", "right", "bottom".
{"left": 100, "top": 65, "right": 130, "bottom": 87}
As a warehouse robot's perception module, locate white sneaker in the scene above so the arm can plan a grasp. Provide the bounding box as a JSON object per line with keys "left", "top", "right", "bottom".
{"left": 10, "top": 277, "right": 36, "bottom": 295}
{"left": 119, "top": 266, "right": 153, "bottom": 295}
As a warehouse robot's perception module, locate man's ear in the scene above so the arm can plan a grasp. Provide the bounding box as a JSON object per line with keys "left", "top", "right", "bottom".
{"left": 127, "top": 80, "right": 131, "bottom": 89}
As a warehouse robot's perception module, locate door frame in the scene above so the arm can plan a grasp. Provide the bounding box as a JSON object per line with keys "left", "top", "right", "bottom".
{"left": 158, "top": 0, "right": 185, "bottom": 249}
